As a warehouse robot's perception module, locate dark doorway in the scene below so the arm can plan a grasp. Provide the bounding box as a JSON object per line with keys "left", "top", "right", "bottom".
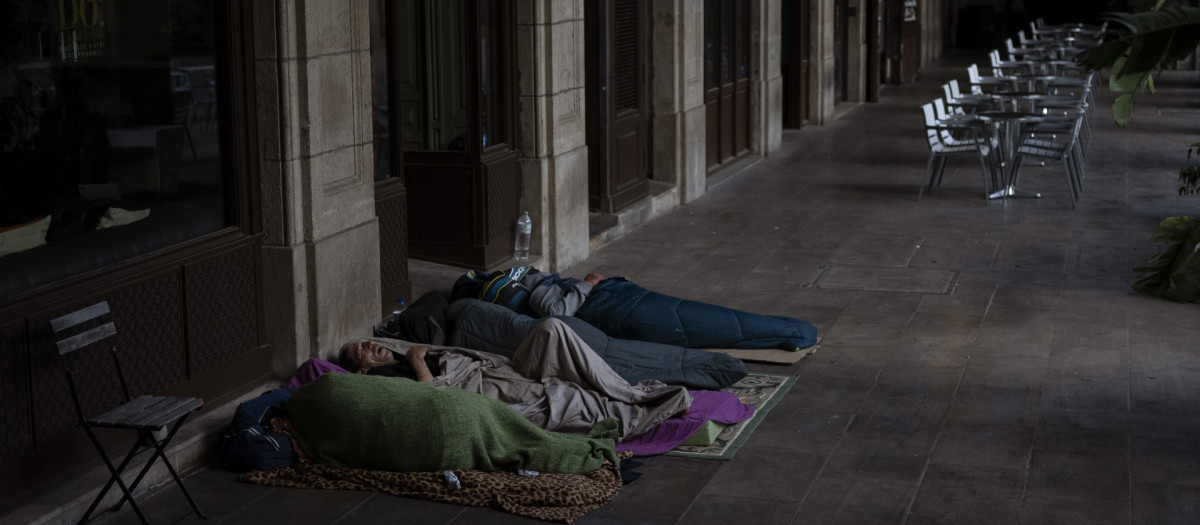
{"left": 586, "top": 0, "right": 649, "bottom": 213}
{"left": 834, "top": 0, "right": 849, "bottom": 101}
{"left": 399, "top": 0, "right": 522, "bottom": 269}
{"left": 704, "top": 0, "right": 751, "bottom": 170}
{"left": 866, "top": 0, "right": 882, "bottom": 102}
{"left": 782, "top": 0, "right": 811, "bottom": 128}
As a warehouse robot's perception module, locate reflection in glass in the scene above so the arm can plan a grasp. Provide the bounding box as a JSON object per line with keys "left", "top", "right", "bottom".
{"left": 398, "top": 0, "right": 467, "bottom": 152}
{"left": 369, "top": 0, "right": 391, "bottom": 180}
{"left": 0, "top": 0, "right": 226, "bottom": 297}
{"left": 392, "top": 0, "right": 510, "bottom": 153}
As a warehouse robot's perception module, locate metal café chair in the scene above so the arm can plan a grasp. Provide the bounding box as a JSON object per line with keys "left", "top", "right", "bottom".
{"left": 967, "top": 63, "right": 1018, "bottom": 94}
{"left": 1010, "top": 115, "right": 1087, "bottom": 208}
{"left": 920, "top": 101, "right": 999, "bottom": 201}
{"left": 1005, "top": 37, "right": 1045, "bottom": 61}
{"left": 942, "top": 81, "right": 997, "bottom": 114}
{"left": 50, "top": 301, "right": 206, "bottom": 524}
{"left": 989, "top": 49, "right": 1033, "bottom": 76}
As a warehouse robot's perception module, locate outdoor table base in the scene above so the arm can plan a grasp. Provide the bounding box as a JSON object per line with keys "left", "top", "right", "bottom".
{"left": 976, "top": 111, "right": 1045, "bottom": 200}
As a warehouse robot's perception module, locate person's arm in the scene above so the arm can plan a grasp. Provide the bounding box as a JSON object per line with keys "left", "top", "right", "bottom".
{"left": 406, "top": 346, "right": 434, "bottom": 383}
{"left": 528, "top": 273, "right": 604, "bottom": 317}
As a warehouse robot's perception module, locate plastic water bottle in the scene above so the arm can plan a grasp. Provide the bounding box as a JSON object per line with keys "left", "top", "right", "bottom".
{"left": 514, "top": 211, "right": 531, "bottom": 261}
{"left": 392, "top": 298, "right": 406, "bottom": 325}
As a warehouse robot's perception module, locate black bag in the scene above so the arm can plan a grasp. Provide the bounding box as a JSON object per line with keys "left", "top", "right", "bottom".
{"left": 378, "top": 290, "right": 448, "bottom": 345}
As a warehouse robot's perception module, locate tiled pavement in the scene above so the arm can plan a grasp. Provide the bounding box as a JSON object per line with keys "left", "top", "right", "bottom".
{"left": 95, "top": 52, "right": 1200, "bottom": 524}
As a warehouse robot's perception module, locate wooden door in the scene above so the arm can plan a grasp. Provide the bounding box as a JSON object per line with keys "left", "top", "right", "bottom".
{"left": 782, "top": 0, "right": 811, "bottom": 129}
{"left": 704, "top": 0, "right": 751, "bottom": 170}
{"left": 834, "top": 0, "right": 849, "bottom": 101}
{"left": 586, "top": 0, "right": 649, "bottom": 213}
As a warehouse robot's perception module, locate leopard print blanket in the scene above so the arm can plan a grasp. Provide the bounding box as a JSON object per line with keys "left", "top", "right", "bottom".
{"left": 238, "top": 453, "right": 631, "bottom": 523}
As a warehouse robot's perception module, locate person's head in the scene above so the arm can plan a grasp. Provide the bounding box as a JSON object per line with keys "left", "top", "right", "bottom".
{"left": 338, "top": 340, "right": 397, "bottom": 373}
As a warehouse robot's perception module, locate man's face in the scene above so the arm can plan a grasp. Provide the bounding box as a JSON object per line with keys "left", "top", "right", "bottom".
{"left": 347, "top": 341, "right": 394, "bottom": 370}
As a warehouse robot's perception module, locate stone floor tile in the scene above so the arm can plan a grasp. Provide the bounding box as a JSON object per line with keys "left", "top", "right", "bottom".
{"left": 1130, "top": 480, "right": 1200, "bottom": 525}
{"left": 1129, "top": 414, "right": 1200, "bottom": 486}
{"left": 848, "top": 397, "right": 950, "bottom": 438}
{"left": 971, "top": 307, "right": 1056, "bottom": 358}
{"left": 1034, "top": 411, "right": 1130, "bottom": 456}
{"left": 745, "top": 407, "right": 853, "bottom": 456}
{"left": 821, "top": 433, "right": 934, "bottom": 486}
{"left": 1040, "top": 371, "right": 1129, "bottom": 413}
{"left": 1017, "top": 496, "right": 1130, "bottom": 525}
{"left": 580, "top": 456, "right": 722, "bottom": 524}
{"left": 930, "top": 420, "right": 1034, "bottom": 470}
{"left": 910, "top": 463, "right": 1024, "bottom": 523}
{"left": 869, "top": 364, "right": 962, "bottom": 400}
{"left": 1025, "top": 450, "right": 1130, "bottom": 503}
{"left": 697, "top": 446, "right": 825, "bottom": 502}
{"left": 677, "top": 495, "right": 803, "bottom": 525}
{"left": 989, "top": 274, "right": 1064, "bottom": 311}
{"left": 799, "top": 343, "right": 892, "bottom": 380}
{"left": 959, "top": 355, "right": 1048, "bottom": 391}
{"left": 791, "top": 478, "right": 914, "bottom": 525}
{"left": 889, "top": 339, "right": 973, "bottom": 369}
{"left": 336, "top": 494, "right": 468, "bottom": 524}
{"left": 780, "top": 373, "right": 875, "bottom": 413}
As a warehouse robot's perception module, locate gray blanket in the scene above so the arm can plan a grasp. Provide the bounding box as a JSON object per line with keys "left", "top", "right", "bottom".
{"left": 367, "top": 318, "right": 692, "bottom": 441}
{"left": 447, "top": 299, "right": 747, "bottom": 390}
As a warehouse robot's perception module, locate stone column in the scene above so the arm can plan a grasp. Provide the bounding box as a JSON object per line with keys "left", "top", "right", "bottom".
{"left": 810, "top": 0, "right": 837, "bottom": 125}
{"left": 845, "top": 0, "right": 868, "bottom": 103}
{"left": 254, "top": 0, "right": 382, "bottom": 377}
{"left": 754, "top": 0, "right": 784, "bottom": 154}
{"left": 516, "top": 1, "right": 590, "bottom": 272}
{"left": 651, "top": 0, "right": 707, "bottom": 203}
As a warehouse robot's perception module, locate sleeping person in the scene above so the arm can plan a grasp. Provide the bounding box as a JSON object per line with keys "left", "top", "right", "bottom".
{"left": 451, "top": 266, "right": 606, "bottom": 317}
{"left": 453, "top": 267, "right": 819, "bottom": 352}
{"left": 285, "top": 372, "right": 619, "bottom": 474}
{"left": 445, "top": 298, "right": 747, "bottom": 390}
{"left": 339, "top": 318, "right": 692, "bottom": 441}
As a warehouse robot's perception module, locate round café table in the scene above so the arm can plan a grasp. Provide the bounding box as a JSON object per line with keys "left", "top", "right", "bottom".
{"left": 991, "top": 90, "right": 1046, "bottom": 113}
{"left": 976, "top": 111, "right": 1045, "bottom": 199}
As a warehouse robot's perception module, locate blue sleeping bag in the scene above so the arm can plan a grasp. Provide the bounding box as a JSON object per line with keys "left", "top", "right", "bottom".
{"left": 447, "top": 299, "right": 747, "bottom": 390}
{"left": 575, "top": 277, "right": 819, "bottom": 351}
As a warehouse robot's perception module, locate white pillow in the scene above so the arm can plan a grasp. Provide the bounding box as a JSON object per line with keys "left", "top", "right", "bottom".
{"left": 98, "top": 207, "right": 152, "bottom": 229}
{"left": 0, "top": 215, "right": 52, "bottom": 257}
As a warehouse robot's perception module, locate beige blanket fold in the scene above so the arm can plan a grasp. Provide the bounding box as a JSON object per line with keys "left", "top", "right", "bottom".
{"left": 368, "top": 318, "right": 692, "bottom": 441}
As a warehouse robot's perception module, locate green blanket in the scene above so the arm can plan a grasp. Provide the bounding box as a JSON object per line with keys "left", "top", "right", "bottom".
{"left": 288, "top": 373, "right": 618, "bottom": 474}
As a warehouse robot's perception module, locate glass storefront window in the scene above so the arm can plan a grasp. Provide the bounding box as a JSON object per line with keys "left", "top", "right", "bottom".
{"left": 393, "top": 0, "right": 510, "bottom": 154}
{"left": 0, "top": 0, "right": 227, "bottom": 299}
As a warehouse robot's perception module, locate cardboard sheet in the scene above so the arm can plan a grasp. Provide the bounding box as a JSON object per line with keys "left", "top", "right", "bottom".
{"left": 703, "top": 344, "right": 819, "bottom": 364}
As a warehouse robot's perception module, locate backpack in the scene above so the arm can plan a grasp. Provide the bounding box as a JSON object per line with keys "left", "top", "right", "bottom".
{"left": 222, "top": 387, "right": 295, "bottom": 472}
{"left": 452, "top": 267, "right": 536, "bottom": 314}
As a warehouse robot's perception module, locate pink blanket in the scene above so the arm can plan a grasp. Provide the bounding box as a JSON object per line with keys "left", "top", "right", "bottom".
{"left": 286, "top": 358, "right": 349, "bottom": 389}
{"left": 616, "top": 390, "right": 753, "bottom": 455}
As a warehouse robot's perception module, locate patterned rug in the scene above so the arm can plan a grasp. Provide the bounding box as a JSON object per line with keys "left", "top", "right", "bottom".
{"left": 666, "top": 372, "right": 796, "bottom": 460}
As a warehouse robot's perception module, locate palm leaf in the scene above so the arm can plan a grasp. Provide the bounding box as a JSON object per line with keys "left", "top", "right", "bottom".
{"left": 1133, "top": 216, "right": 1200, "bottom": 303}
{"left": 1079, "top": 6, "right": 1200, "bottom": 126}
{"left": 1079, "top": 5, "right": 1200, "bottom": 76}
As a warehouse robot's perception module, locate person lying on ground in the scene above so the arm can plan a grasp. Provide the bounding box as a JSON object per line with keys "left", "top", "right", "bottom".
{"left": 453, "top": 267, "right": 819, "bottom": 351}
{"left": 445, "top": 298, "right": 747, "bottom": 390}
{"left": 451, "top": 265, "right": 605, "bottom": 317}
{"left": 285, "top": 371, "right": 619, "bottom": 474}
{"left": 339, "top": 318, "right": 691, "bottom": 440}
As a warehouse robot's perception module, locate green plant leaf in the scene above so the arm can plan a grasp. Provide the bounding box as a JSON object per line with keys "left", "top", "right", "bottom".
{"left": 1111, "top": 92, "right": 1134, "bottom": 127}
{"left": 1081, "top": 6, "right": 1200, "bottom": 74}
{"left": 1133, "top": 217, "right": 1200, "bottom": 303}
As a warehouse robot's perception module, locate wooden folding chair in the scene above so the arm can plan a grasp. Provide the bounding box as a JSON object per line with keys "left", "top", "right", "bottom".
{"left": 50, "top": 301, "right": 205, "bottom": 524}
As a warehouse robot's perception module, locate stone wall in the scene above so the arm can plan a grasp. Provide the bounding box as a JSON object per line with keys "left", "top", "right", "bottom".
{"left": 253, "top": 0, "right": 382, "bottom": 376}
